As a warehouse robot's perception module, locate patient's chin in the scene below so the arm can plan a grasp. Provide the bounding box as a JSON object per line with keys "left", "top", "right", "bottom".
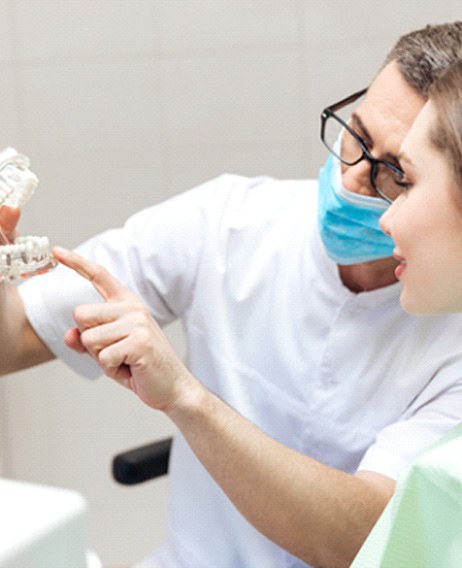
{"left": 400, "top": 291, "right": 432, "bottom": 316}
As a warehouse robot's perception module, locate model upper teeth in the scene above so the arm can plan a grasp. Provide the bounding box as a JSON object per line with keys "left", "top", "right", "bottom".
{"left": 0, "top": 147, "right": 38, "bottom": 208}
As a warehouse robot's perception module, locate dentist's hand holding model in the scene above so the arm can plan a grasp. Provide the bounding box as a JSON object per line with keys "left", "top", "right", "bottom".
{"left": 0, "top": 206, "right": 20, "bottom": 243}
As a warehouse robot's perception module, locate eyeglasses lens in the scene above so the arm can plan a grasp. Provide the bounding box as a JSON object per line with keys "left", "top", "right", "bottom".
{"left": 374, "top": 165, "right": 404, "bottom": 202}
{"left": 323, "top": 115, "right": 404, "bottom": 202}
{"left": 323, "top": 116, "right": 363, "bottom": 165}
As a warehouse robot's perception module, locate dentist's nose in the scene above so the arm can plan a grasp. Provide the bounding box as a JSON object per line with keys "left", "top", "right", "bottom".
{"left": 341, "top": 160, "right": 375, "bottom": 197}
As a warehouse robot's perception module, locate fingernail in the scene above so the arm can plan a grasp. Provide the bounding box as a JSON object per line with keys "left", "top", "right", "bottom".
{"left": 52, "top": 246, "right": 69, "bottom": 257}
{"left": 0, "top": 205, "right": 19, "bottom": 213}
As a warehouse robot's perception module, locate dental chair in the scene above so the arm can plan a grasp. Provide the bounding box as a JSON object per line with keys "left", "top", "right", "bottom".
{"left": 112, "top": 437, "right": 172, "bottom": 485}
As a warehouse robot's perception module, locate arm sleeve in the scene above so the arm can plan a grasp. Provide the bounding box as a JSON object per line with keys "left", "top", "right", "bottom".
{"left": 357, "top": 379, "right": 462, "bottom": 480}
{"left": 17, "top": 175, "right": 228, "bottom": 379}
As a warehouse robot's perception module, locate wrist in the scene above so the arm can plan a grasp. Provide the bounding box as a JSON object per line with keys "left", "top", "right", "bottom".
{"left": 165, "top": 370, "right": 210, "bottom": 424}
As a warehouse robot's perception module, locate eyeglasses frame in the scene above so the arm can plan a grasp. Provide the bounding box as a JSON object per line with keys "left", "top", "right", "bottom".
{"left": 320, "top": 88, "right": 404, "bottom": 204}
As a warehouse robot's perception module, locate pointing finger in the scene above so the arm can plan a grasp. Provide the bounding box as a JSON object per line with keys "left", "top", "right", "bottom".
{"left": 52, "top": 246, "right": 136, "bottom": 303}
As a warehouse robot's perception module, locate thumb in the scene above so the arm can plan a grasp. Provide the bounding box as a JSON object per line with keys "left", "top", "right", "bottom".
{"left": 0, "top": 206, "right": 20, "bottom": 239}
{"left": 64, "top": 327, "right": 87, "bottom": 353}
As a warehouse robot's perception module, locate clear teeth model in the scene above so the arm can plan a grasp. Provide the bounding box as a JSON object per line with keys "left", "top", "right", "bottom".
{"left": 0, "top": 148, "right": 57, "bottom": 281}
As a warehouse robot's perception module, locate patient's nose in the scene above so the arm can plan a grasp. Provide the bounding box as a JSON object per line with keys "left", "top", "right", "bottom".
{"left": 379, "top": 198, "right": 401, "bottom": 236}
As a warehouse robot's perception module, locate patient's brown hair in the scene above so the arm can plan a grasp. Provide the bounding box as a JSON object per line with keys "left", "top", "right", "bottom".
{"left": 427, "top": 61, "right": 462, "bottom": 193}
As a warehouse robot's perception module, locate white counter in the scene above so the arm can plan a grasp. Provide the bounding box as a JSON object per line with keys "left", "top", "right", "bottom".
{"left": 0, "top": 478, "right": 100, "bottom": 568}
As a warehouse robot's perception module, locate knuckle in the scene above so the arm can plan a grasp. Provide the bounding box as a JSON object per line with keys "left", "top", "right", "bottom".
{"left": 125, "top": 302, "right": 149, "bottom": 326}
{"left": 73, "top": 305, "right": 92, "bottom": 329}
{"left": 129, "top": 300, "right": 145, "bottom": 315}
{"left": 135, "top": 313, "right": 149, "bottom": 329}
{"left": 136, "top": 327, "right": 151, "bottom": 347}
{"left": 91, "top": 265, "right": 108, "bottom": 283}
{"left": 80, "top": 328, "right": 95, "bottom": 348}
{"left": 99, "top": 350, "right": 117, "bottom": 374}
{"left": 73, "top": 305, "right": 84, "bottom": 323}
{"left": 98, "top": 350, "right": 108, "bottom": 366}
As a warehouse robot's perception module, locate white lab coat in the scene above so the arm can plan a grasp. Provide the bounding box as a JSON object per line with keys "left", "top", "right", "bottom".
{"left": 20, "top": 174, "right": 462, "bottom": 568}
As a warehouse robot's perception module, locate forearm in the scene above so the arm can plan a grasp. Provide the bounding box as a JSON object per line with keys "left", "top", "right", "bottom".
{"left": 0, "top": 282, "right": 54, "bottom": 375}
{"left": 54, "top": 248, "right": 394, "bottom": 567}
{"left": 167, "top": 382, "right": 394, "bottom": 567}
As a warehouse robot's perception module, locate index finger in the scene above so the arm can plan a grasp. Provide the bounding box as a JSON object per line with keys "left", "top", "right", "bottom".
{"left": 52, "top": 246, "right": 135, "bottom": 303}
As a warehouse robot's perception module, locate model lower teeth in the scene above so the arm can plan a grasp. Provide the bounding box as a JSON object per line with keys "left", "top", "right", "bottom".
{"left": 0, "top": 148, "right": 57, "bottom": 281}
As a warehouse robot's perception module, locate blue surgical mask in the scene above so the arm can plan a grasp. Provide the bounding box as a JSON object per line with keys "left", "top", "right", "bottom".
{"left": 317, "top": 154, "right": 394, "bottom": 265}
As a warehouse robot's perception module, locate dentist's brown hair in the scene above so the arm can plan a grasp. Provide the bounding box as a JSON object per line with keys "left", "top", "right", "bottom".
{"left": 383, "top": 21, "right": 462, "bottom": 98}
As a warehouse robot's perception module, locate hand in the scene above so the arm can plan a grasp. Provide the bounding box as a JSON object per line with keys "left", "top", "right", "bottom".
{"left": 0, "top": 206, "right": 20, "bottom": 242}
{"left": 52, "top": 246, "right": 193, "bottom": 411}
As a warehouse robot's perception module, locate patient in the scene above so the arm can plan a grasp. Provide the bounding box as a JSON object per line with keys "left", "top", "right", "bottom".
{"left": 353, "top": 60, "right": 462, "bottom": 567}
{"left": 380, "top": 59, "right": 462, "bottom": 315}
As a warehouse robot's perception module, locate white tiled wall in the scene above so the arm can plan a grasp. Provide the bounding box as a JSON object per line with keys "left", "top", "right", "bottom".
{"left": 0, "top": 1, "right": 458, "bottom": 566}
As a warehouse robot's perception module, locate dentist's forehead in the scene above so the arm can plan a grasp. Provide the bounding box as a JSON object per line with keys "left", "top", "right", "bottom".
{"left": 356, "top": 62, "right": 425, "bottom": 154}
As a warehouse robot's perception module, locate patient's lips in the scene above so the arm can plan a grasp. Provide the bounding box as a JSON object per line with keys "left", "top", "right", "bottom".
{"left": 0, "top": 148, "right": 57, "bottom": 281}
{"left": 393, "top": 252, "right": 407, "bottom": 279}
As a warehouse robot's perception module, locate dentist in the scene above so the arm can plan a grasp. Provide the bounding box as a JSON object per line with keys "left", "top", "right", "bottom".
{"left": 3, "top": 21, "right": 462, "bottom": 568}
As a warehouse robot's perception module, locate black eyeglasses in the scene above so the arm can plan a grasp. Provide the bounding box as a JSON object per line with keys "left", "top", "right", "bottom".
{"left": 320, "top": 88, "right": 405, "bottom": 203}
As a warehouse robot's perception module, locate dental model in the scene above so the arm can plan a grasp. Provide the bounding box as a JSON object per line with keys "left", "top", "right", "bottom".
{"left": 0, "top": 147, "right": 57, "bottom": 281}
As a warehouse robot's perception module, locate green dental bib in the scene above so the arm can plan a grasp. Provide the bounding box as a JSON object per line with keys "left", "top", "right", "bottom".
{"left": 352, "top": 423, "right": 462, "bottom": 567}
